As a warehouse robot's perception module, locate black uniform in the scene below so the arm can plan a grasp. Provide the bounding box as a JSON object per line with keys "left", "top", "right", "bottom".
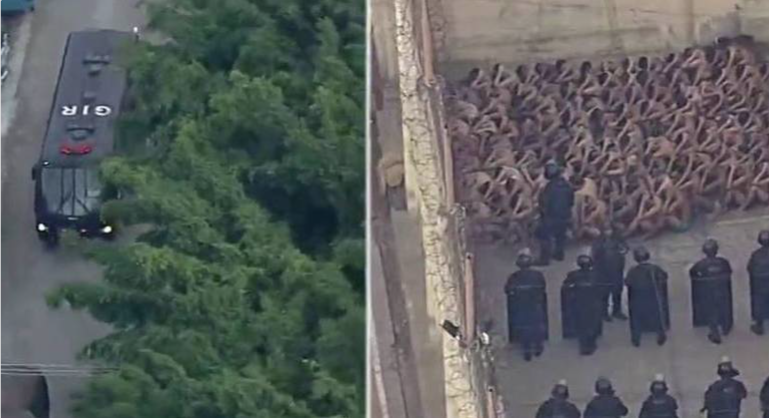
{"left": 591, "top": 234, "right": 629, "bottom": 319}
{"left": 760, "top": 376, "right": 769, "bottom": 418}
{"left": 702, "top": 377, "right": 747, "bottom": 418}
{"left": 537, "top": 176, "right": 575, "bottom": 263}
{"left": 535, "top": 398, "right": 581, "bottom": 418}
{"left": 505, "top": 268, "right": 548, "bottom": 360}
{"left": 690, "top": 256, "right": 734, "bottom": 341}
{"left": 584, "top": 394, "right": 628, "bottom": 418}
{"left": 639, "top": 394, "right": 679, "bottom": 418}
{"left": 748, "top": 246, "right": 769, "bottom": 331}
{"left": 625, "top": 261, "right": 670, "bottom": 346}
{"left": 562, "top": 268, "right": 603, "bottom": 354}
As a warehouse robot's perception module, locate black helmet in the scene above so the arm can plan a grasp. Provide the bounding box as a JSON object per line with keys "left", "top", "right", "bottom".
{"left": 595, "top": 377, "right": 614, "bottom": 395}
{"left": 717, "top": 357, "right": 740, "bottom": 378}
{"left": 759, "top": 230, "right": 769, "bottom": 247}
{"left": 577, "top": 254, "right": 593, "bottom": 270}
{"left": 552, "top": 380, "right": 569, "bottom": 400}
{"left": 650, "top": 374, "right": 668, "bottom": 395}
{"left": 702, "top": 239, "right": 719, "bottom": 257}
{"left": 516, "top": 252, "right": 534, "bottom": 269}
{"left": 633, "top": 246, "right": 650, "bottom": 263}
{"left": 544, "top": 161, "right": 562, "bottom": 180}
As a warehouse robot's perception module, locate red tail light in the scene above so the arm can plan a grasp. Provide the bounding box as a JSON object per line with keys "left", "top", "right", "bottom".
{"left": 60, "top": 144, "right": 93, "bottom": 155}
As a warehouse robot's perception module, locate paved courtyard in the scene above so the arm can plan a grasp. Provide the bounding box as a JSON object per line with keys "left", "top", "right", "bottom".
{"left": 473, "top": 208, "right": 769, "bottom": 418}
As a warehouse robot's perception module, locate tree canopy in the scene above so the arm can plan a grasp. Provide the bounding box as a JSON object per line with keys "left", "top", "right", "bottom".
{"left": 46, "top": 0, "right": 365, "bottom": 416}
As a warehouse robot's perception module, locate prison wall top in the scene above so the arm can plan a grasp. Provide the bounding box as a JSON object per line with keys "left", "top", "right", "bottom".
{"left": 435, "top": 0, "right": 769, "bottom": 78}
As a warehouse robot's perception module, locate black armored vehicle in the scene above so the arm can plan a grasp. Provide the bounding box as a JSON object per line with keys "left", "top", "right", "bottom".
{"left": 32, "top": 29, "right": 131, "bottom": 246}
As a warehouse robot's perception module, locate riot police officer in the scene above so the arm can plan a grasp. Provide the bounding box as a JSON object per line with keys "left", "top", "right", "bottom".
{"left": 535, "top": 380, "right": 581, "bottom": 418}
{"left": 591, "top": 224, "right": 629, "bottom": 321}
{"left": 625, "top": 246, "right": 670, "bottom": 347}
{"left": 701, "top": 357, "right": 747, "bottom": 418}
{"left": 760, "top": 375, "right": 769, "bottom": 418}
{"left": 748, "top": 230, "right": 769, "bottom": 335}
{"left": 535, "top": 161, "right": 575, "bottom": 266}
{"left": 584, "top": 377, "right": 628, "bottom": 418}
{"left": 639, "top": 374, "right": 679, "bottom": 418}
{"left": 689, "top": 239, "right": 734, "bottom": 344}
{"left": 505, "top": 250, "right": 549, "bottom": 361}
{"left": 562, "top": 255, "right": 604, "bottom": 355}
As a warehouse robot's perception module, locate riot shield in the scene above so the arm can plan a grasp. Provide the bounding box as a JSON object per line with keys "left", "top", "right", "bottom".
{"left": 660, "top": 278, "right": 671, "bottom": 330}
{"left": 628, "top": 280, "right": 670, "bottom": 333}
{"left": 561, "top": 282, "right": 578, "bottom": 339}
{"left": 507, "top": 284, "right": 549, "bottom": 343}
{"left": 691, "top": 275, "right": 733, "bottom": 330}
{"left": 561, "top": 281, "right": 603, "bottom": 339}
{"left": 750, "top": 273, "right": 769, "bottom": 322}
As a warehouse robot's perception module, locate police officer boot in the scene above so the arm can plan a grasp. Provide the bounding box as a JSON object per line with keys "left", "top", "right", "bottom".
{"left": 656, "top": 332, "right": 667, "bottom": 346}
{"left": 708, "top": 327, "right": 722, "bottom": 344}
{"left": 534, "top": 240, "right": 552, "bottom": 266}
{"left": 553, "top": 240, "right": 565, "bottom": 262}
{"left": 612, "top": 302, "right": 628, "bottom": 320}
{"left": 751, "top": 321, "right": 765, "bottom": 335}
{"left": 586, "top": 338, "right": 598, "bottom": 355}
{"left": 580, "top": 337, "right": 597, "bottom": 355}
{"left": 578, "top": 338, "right": 590, "bottom": 355}
{"left": 522, "top": 341, "right": 533, "bottom": 361}
{"left": 603, "top": 309, "right": 613, "bottom": 322}
{"left": 534, "top": 343, "right": 544, "bottom": 357}
{"left": 631, "top": 334, "right": 641, "bottom": 347}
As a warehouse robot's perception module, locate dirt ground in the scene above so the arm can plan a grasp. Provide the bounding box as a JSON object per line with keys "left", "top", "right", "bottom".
{"left": 473, "top": 207, "right": 769, "bottom": 417}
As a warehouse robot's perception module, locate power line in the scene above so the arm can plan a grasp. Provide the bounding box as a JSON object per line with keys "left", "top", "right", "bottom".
{"left": 1, "top": 371, "right": 101, "bottom": 377}
{"left": 2, "top": 363, "right": 118, "bottom": 370}
{"left": 2, "top": 362, "right": 116, "bottom": 368}
{"left": 1, "top": 363, "right": 118, "bottom": 377}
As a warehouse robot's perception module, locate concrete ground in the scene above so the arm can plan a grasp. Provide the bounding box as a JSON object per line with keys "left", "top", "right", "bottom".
{"left": 2, "top": 1, "right": 145, "bottom": 417}
{"left": 371, "top": 209, "right": 451, "bottom": 417}
{"left": 371, "top": 84, "right": 450, "bottom": 417}
{"left": 474, "top": 208, "right": 769, "bottom": 418}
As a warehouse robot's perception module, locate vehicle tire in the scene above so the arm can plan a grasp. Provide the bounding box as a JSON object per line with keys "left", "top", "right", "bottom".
{"left": 41, "top": 230, "right": 59, "bottom": 249}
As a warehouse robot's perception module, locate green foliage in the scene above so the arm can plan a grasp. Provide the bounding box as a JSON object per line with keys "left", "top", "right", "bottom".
{"left": 47, "top": 0, "right": 365, "bottom": 416}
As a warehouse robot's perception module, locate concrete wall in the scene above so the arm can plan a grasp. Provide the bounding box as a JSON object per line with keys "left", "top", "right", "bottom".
{"left": 386, "top": 0, "right": 490, "bottom": 415}
{"left": 435, "top": 0, "right": 769, "bottom": 77}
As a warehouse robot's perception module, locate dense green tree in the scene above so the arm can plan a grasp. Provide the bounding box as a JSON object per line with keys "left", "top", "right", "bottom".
{"left": 47, "top": 0, "right": 364, "bottom": 416}
{"left": 122, "top": 0, "right": 364, "bottom": 252}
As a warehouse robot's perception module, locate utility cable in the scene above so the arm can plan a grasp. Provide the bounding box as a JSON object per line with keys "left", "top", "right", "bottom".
{"left": 1, "top": 363, "right": 118, "bottom": 377}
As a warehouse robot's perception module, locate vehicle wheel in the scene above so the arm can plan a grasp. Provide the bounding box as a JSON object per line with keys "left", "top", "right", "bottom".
{"left": 40, "top": 230, "right": 59, "bottom": 248}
